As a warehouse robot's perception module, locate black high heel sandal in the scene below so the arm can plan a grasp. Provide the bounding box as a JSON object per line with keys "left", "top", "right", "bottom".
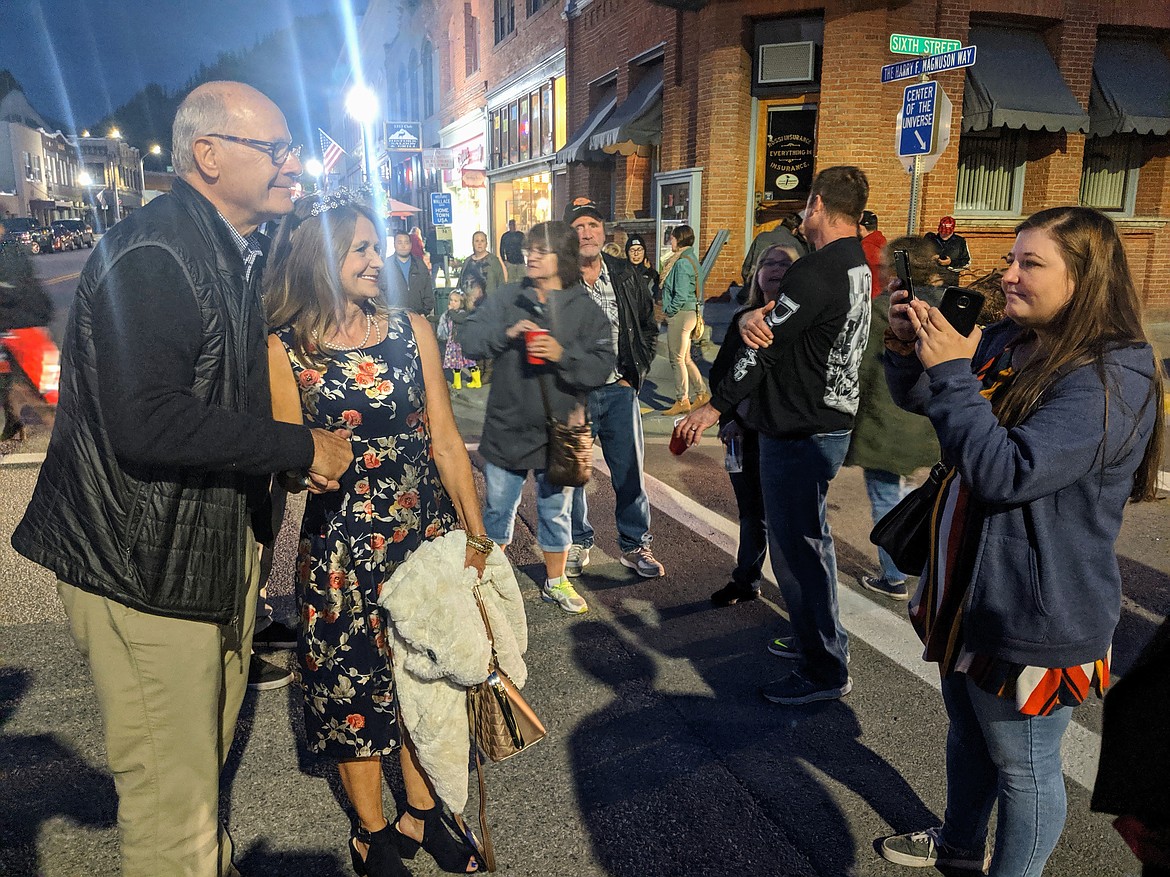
{"left": 393, "top": 802, "right": 480, "bottom": 873}
{"left": 349, "top": 821, "right": 413, "bottom": 877}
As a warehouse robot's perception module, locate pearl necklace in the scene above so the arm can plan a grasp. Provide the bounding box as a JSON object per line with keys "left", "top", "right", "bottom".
{"left": 314, "top": 312, "right": 377, "bottom": 352}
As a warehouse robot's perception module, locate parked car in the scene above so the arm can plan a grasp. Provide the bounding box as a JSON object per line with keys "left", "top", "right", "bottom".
{"left": 49, "top": 221, "right": 80, "bottom": 251}
{"left": 53, "top": 218, "right": 94, "bottom": 248}
{"left": 1, "top": 218, "right": 53, "bottom": 255}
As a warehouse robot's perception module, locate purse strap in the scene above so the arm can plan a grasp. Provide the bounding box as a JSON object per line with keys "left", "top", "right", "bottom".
{"left": 471, "top": 727, "right": 498, "bottom": 871}
{"left": 469, "top": 580, "right": 499, "bottom": 871}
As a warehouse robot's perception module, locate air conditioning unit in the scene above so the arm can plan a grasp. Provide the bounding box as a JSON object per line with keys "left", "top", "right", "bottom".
{"left": 757, "top": 41, "right": 816, "bottom": 85}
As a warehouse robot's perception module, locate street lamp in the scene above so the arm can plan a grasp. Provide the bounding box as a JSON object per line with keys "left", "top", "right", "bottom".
{"left": 345, "top": 83, "right": 380, "bottom": 184}
{"left": 298, "top": 157, "right": 325, "bottom": 195}
{"left": 106, "top": 128, "right": 122, "bottom": 223}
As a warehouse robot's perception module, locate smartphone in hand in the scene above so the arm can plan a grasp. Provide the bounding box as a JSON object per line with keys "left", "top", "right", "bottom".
{"left": 938, "top": 286, "right": 985, "bottom": 337}
{"left": 893, "top": 249, "right": 914, "bottom": 299}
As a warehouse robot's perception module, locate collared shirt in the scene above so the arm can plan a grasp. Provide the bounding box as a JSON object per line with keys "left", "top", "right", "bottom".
{"left": 583, "top": 259, "right": 621, "bottom": 384}
{"left": 216, "top": 211, "right": 265, "bottom": 285}
{"left": 396, "top": 255, "right": 412, "bottom": 286}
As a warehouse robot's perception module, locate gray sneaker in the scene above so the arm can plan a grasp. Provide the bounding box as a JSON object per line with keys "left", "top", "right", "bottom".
{"left": 879, "top": 826, "right": 989, "bottom": 871}
{"left": 620, "top": 545, "right": 665, "bottom": 578}
{"left": 542, "top": 580, "right": 589, "bottom": 614}
{"left": 247, "top": 654, "right": 292, "bottom": 691}
{"left": 565, "top": 544, "right": 590, "bottom": 578}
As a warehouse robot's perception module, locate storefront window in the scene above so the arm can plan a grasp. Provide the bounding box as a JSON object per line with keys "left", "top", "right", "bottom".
{"left": 529, "top": 90, "right": 542, "bottom": 161}
{"left": 491, "top": 113, "right": 502, "bottom": 169}
{"left": 509, "top": 103, "right": 520, "bottom": 165}
{"left": 1080, "top": 135, "right": 1139, "bottom": 215}
{"left": 519, "top": 95, "right": 530, "bottom": 162}
{"left": 492, "top": 171, "right": 552, "bottom": 241}
{"left": 955, "top": 129, "right": 1025, "bottom": 215}
{"left": 541, "top": 82, "right": 554, "bottom": 156}
{"left": 554, "top": 76, "right": 567, "bottom": 151}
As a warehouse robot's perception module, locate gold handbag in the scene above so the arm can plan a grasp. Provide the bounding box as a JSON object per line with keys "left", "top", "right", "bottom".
{"left": 467, "top": 583, "right": 546, "bottom": 761}
{"left": 466, "top": 582, "right": 546, "bottom": 871}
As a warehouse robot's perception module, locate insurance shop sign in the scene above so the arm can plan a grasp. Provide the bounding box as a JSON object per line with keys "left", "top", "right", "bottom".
{"left": 763, "top": 107, "right": 817, "bottom": 202}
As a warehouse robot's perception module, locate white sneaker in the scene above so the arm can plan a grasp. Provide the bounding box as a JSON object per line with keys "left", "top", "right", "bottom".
{"left": 542, "top": 580, "right": 588, "bottom": 614}
{"left": 620, "top": 545, "right": 665, "bottom": 578}
{"left": 565, "top": 544, "right": 590, "bottom": 578}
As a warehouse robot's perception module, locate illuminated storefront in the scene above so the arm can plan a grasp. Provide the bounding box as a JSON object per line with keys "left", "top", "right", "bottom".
{"left": 486, "top": 51, "right": 567, "bottom": 247}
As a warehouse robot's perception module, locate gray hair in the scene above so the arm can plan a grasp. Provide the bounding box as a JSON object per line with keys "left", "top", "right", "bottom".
{"left": 171, "top": 84, "right": 235, "bottom": 177}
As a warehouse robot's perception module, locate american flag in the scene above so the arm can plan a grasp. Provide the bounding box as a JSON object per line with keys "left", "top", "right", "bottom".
{"left": 318, "top": 128, "right": 346, "bottom": 174}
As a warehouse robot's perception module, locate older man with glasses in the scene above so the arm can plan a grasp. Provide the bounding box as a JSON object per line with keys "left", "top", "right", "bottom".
{"left": 13, "top": 81, "right": 352, "bottom": 877}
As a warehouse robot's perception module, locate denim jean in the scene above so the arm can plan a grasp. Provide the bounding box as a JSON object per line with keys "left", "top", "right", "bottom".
{"left": 939, "top": 672, "right": 1073, "bottom": 877}
{"left": 482, "top": 461, "right": 573, "bottom": 552}
{"left": 570, "top": 382, "right": 651, "bottom": 553}
{"left": 728, "top": 429, "right": 767, "bottom": 587}
{"left": 757, "top": 430, "right": 852, "bottom": 687}
{"left": 863, "top": 468, "right": 913, "bottom": 582}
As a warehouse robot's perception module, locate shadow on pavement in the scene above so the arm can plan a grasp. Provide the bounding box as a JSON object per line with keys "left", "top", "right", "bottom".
{"left": 568, "top": 614, "right": 937, "bottom": 877}
{"left": 0, "top": 666, "right": 116, "bottom": 877}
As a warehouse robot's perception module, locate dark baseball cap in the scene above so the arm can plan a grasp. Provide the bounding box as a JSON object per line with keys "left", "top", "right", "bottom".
{"left": 563, "top": 196, "right": 606, "bottom": 224}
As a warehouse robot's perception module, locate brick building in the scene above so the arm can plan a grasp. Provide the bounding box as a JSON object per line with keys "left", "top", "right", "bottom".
{"left": 341, "top": 0, "right": 569, "bottom": 259}
{"left": 560, "top": 0, "right": 1170, "bottom": 316}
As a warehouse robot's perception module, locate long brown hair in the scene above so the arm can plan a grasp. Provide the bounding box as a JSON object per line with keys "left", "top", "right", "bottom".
{"left": 995, "top": 206, "right": 1164, "bottom": 501}
{"left": 264, "top": 200, "right": 388, "bottom": 368}
{"left": 744, "top": 244, "right": 799, "bottom": 309}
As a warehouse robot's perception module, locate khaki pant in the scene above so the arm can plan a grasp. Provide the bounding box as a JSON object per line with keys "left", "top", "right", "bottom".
{"left": 666, "top": 310, "right": 707, "bottom": 402}
{"left": 58, "top": 534, "right": 260, "bottom": 877}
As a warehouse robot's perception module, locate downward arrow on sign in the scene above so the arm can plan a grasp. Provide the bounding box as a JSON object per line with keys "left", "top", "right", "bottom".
{"left": 915, "top": 131, "right": 927, "bottom": 149}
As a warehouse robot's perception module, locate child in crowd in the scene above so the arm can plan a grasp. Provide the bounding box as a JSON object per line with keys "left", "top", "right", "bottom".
{"left": 437, "top": 290, "right": 481, "bottom": 389}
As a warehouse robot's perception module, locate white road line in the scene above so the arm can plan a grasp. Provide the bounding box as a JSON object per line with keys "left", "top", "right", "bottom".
{"left": 0, "top": 452, "right": 47, "bottom": 466}
{"left": 598, "top": 456, "right": 1107, "bottom": 792}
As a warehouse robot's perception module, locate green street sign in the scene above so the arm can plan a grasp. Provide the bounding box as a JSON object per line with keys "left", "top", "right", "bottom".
{"left": 889, "top": 34, "right": 963, "bottom": 56}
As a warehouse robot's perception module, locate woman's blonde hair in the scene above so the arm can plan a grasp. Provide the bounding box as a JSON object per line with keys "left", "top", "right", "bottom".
{"left": 744, "top": 244, "right": 800, "bottom": 309}
{"left": 264, "top": 200, "right": 389, "bottom": 368}
{"left": 996, "top": 206, "right": 1164, "bottom": 501}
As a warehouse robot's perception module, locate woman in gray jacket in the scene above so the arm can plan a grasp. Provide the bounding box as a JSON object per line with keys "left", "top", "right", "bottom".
{"left": 461, "top": 221, "right": 614, "bottom": 615}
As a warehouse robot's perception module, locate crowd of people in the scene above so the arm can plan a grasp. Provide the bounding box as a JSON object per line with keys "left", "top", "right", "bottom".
{"left": 7, "top": 79, "right": 1167, "bottom": 877}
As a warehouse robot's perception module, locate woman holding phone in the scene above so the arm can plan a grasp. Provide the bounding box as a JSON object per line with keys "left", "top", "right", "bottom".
{"left": 877, "top": 206, "right": 1164, "bottom": 875}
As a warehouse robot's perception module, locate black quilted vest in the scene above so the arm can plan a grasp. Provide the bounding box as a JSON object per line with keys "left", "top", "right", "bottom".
{"left": 12, "top": 179, "right": 268, "bottom": 625}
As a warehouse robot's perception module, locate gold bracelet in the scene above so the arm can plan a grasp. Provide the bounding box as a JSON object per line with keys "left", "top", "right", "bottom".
{"left": 466, "top": 534, "right": 494, "bottom": 555}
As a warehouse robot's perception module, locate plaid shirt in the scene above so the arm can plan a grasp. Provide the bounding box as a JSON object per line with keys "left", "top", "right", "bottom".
{"left": 583, "top": 260, "right": 621, "bottom": 384}
{"left": 216, "top": 211, "right": 265, "bottom": 285}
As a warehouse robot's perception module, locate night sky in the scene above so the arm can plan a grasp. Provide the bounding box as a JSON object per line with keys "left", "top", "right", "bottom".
{"left": 0, "top": 0, "right": 367, "bottom": 129}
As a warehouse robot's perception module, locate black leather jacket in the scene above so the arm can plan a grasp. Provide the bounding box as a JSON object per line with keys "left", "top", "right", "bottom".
{"left": 12, "top": 179, "right": 312, "bottom": 624}
{"left": 600, "top": 253, "right": 657, "bottom": 390}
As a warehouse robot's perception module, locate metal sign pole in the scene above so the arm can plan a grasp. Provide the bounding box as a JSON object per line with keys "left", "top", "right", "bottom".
{"left": 908, "top": 155, "right": 922, "bottom": 236}
{"left": 906, "top": 67, "right": 930, "bottom": 236}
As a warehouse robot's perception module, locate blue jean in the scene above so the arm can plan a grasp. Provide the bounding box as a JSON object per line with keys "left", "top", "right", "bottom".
{"left": 728, "top": 429, "right": 767, "bottom": 586}
{"left": 482, "top": 461, "right": 573, "bottom": 552}
{"left": 570, "top": 382, "right": 651, "bottom": 553}
{"left": 758, "top": 431, "right": 852, "bottom": 687}
{"left": 939, "top": 672, "right": 1073, "bottom": 877}
{"left": 863, "top": 468, "right": 913, "bottom": 582}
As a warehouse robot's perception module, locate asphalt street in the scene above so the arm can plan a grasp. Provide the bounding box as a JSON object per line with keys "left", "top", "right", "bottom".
{"left": 1, "top": 253, "right": 1167, "bottom": 876}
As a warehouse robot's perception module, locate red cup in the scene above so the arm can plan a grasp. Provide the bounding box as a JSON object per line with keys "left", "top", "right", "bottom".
{"left": 525, "top": 328, "right": 550, "bottom": 365}
{"left": 669, "top": 415, "right": 689, "bottom": 456}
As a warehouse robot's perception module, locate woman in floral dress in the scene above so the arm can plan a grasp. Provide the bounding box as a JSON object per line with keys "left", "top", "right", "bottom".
{"left": 265, "top": 190, "right": 487, "bottom": 877}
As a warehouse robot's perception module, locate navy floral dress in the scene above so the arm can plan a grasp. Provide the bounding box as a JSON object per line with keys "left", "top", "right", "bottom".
{"left": 277, "top": 311, "right": 458, "bottom": 757}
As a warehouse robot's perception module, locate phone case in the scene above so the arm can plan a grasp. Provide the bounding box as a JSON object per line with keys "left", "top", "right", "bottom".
{"left": 939, "top": 287, "right": 984, "bottom": 337}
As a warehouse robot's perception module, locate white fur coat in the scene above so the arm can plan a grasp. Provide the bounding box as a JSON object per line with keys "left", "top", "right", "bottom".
{"left": 377, "top": 530, "right": 528, "bottom": 812}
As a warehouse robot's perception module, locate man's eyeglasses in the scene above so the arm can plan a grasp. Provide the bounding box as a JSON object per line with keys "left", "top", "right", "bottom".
{"left": 205, "top": 134, "right": 302, "bottom": 166}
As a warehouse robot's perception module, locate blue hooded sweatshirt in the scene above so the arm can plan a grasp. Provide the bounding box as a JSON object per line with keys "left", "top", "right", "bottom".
{"left": 884, "top": 320, "right": 1160, "bottom": 667}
